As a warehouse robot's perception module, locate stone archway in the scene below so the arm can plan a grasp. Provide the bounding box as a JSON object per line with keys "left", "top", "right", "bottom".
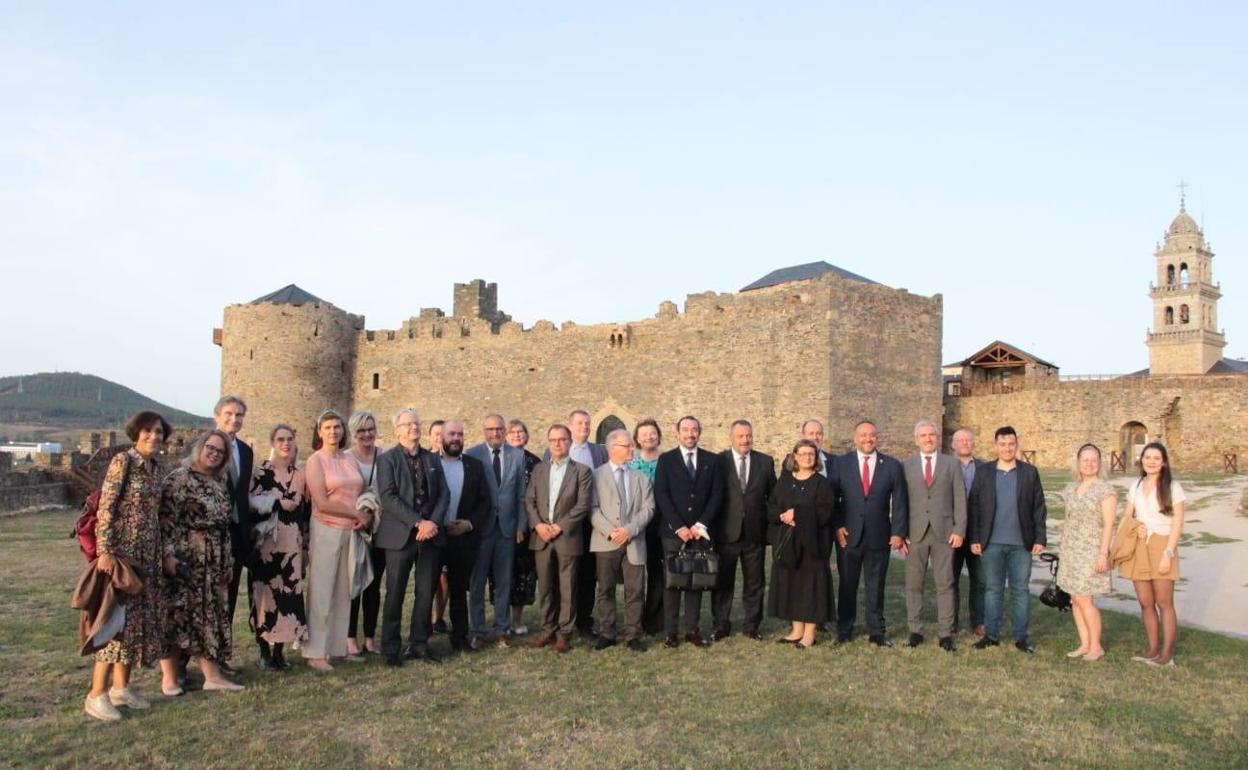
{"left": 1121, "top": 421, "right": 1148, "bottom": 469}
{"left": 595, "top": 414, "right": 627, "bottom": 445}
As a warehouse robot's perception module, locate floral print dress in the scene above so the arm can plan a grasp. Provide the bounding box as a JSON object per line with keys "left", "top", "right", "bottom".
{"left": 159, "top": 466, "right": 234, "bottom": 662}
{"left": 248, "top": 461, "right": 310, "bottom": 644}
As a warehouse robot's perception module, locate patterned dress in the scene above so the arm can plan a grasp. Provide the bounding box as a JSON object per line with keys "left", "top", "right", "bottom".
{"left": 249, "top": 461, "right": 310, "bottom": 644}
{"left": 93, "top": 449, "right": 166, "bottom": 666}
{"left": 160, "top": 466, "right": 234, "bottom": 662}
{"left": 1057, "top": 480, "right": 1115, "bottom": 596}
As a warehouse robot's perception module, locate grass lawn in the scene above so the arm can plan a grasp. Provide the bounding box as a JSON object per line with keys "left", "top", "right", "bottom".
{"left": 2, "top": 509, "right": 1246, "bottom": 769}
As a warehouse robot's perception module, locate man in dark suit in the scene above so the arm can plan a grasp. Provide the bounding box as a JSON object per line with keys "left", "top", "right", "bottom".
{"left": 376, "top": 408, "right": 449, "bottom": 666}
{"left": 654, "top": 415, "right": 723, "bottom": 648}
{"left": 526, "top": 424, "right": 594, "bottom": 652}
{"left": 214, "top": 395, "right": 253, "bottom": 645}
{"left": 436, "top": 420, "right": 491, "bottom": 652}
{"left": 902, "top": 419, "right": 967, "bottom": 651}
{"left": 558, "top": 409, "right": 608, "bottom": 638}
{"left": 832, "top": 420, "right": 909, "bottom": 646}
{"left": 950, "top": 428, "right": 986, "bottom": 636}
{"left": 711, "top": 419, "right": 776, "bottom": 640}
{"left": 466, "top": 413, "right": 527, "bottom": 648}
{"left": 969, "top": 426, "right": 1047, "bottom": 654}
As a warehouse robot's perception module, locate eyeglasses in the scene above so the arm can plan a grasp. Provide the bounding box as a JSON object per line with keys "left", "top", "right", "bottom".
{"left": 609, "top": 443, "right": 632, "bottom": 450}
{"left": 203, "top": 445, "right": 226, "bottom": 457}
{"left": 396, "top": 421, "right": 419, "bottom": 429}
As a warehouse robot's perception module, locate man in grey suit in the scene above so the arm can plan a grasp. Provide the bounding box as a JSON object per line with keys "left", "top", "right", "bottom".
{"left": 589, "top": 429, "right": 654, "bottom": 652}
{"left": 902, "top": 419, "right": 967, "bottom": 651}
{"left": 466, "top": 413, "right": 527, "bottom": 648}
{"left": 376, "top": 408, "right": 449, "bottom": 666}
{"left": 526, "top": 424, "right": 594, "bottom": 653}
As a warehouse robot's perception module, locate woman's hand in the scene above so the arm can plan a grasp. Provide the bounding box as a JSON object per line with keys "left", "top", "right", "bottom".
{"left": 97, "top": 553, "right": 116, "bottom": 574}
{"left": 1136, "top": 523, "right": 1149, "bottom": 539}
{"left": 162, "top": 556, "right": 179, "bottom": 576}
{"left": 279, "top": 497, "right": 299, "bottom": 513}
{"left": 779, "top": 508, "right": 796, "bottom": 527}
{"left": 1158, "top": 554, "right": 1172, "bottom": 575}
{"left": 1095, "top": 554, "right": 1108, "bottom": 573}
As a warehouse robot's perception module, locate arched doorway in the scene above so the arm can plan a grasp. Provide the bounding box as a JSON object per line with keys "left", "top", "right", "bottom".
{"left": 595, "top": 414, "right": 627, "bottom": 445}
{"left": 1121, "top": 422, "right": 1148, "bottom": 469}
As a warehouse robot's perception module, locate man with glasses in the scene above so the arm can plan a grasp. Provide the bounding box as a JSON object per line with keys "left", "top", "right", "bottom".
{"left": 588, "top": 430, "right": 654, "bottom": 652}
{"left": 466, "top": 414, "right": 527, "bottom": 648}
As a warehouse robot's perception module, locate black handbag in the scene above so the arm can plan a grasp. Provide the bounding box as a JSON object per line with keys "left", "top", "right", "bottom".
{"left": 664, "top": 542, "right": 719, "bottom": 591}
{"left": 1038, "top": 553, "right": 1071, "bottom": 612}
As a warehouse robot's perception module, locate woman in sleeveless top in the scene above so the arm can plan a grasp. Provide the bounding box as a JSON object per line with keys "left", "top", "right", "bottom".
{"left": 346, "top": 411, "right": 384, "bottom": 655}
{"left": 1057, "top": 444, "right": 1116, "bottom": 661}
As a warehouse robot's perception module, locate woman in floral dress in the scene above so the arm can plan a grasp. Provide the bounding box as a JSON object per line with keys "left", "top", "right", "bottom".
{"left": 158, "top": 430, "right": 244, "bottom": 693}
{"left": 248, "top": 424, "right": 309, "bottom": 671}
{"left": 1057, "top": 443, "right": 1117, "bottom": 661}
{"left": 83, "top": 411, "right": 171, "bottom": 722}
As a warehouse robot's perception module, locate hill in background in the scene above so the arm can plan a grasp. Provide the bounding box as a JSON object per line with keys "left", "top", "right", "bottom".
{"left": 0, "top": 372, "right": 210, "bottom": 432}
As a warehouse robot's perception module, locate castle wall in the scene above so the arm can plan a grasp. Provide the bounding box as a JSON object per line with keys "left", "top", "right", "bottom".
{"left": 944, "top": 374, "right": 1248, "bottom": 471}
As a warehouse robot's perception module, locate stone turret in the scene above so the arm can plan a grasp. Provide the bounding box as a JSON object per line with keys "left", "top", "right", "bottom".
{"left": 452, "top": 279, "right": 511, "bottom": 331}
{"left": 1147, "top": 196, "right": 1226, "bottom": 374}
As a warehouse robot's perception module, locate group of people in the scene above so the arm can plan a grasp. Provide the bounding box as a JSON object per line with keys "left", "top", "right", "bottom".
{"left": 80, "top": 397, "right": 1188, "bottom": 722}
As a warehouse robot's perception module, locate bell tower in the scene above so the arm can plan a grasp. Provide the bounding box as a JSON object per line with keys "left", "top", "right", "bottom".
{"left": 1146, "top": 191, "right": 1225, "bottom": 374}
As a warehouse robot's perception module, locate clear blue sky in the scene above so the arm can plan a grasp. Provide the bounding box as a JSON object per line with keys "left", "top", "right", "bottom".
{"left": 3, "top": 2, "right": 1246, "bottom": 415}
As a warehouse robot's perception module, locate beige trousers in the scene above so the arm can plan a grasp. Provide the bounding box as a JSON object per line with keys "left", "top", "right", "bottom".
{"left": 303, "top": 519, "right": 353, "bottom": 659}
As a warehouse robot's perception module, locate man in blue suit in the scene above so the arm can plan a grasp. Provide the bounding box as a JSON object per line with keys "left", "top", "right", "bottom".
{"left": 466, "top": 413, "right": 527, "bottom": 648}
{"left": 832, "top": 420, "right": 909, "bottom": 646}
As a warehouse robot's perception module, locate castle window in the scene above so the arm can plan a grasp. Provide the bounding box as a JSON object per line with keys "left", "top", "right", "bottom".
{"left": 249, "top": 349, "right": 254, "bottom": 361}
{"left": 1166, "top": 265, "right": 1175, "bottom": 285}
{"left": 313, "top": 322, "right": 319, "bottom": 337}
{"left": 372, "top": 373, "right": 380, "bottom": 390}
{"left": 1165, "top": 306, "right": 1174, "bottom": 325}
{"left": 1180, "top": 304, "right": 1190, "bottom": 324}
{"left": 1179, "top": 263, "right": 1190, "bottom": 287}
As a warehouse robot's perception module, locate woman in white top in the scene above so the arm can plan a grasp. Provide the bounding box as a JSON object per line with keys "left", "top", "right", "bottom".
{"left": 1115, "top": 442, "right": 1185, "bottom": 667}
{"left": 346, "top": 410, "right": 383, "bottom": 656}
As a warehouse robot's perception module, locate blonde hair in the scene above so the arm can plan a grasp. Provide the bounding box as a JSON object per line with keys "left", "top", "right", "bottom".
{"left": 182, "top": 429, "right": 233, "bottom": 479}
{"left": 268, "top": 423, "right": 298, "bottom": 464}
{"left": 1071, "top": 443, "right": 1107, "bottom": 482}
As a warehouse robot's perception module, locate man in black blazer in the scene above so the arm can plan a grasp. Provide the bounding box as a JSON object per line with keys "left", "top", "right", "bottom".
{"left": 711, "top": 419, "right": 776, "bottom": 640}
{"left": 950, "top": 428, "right": 986, "bottom": 636}
{"left": 653, "top": 415, "right": 723, "bottom": 648}
{"left": 968, "top": 426, "right": 1047, "bottom": 653}
{"left": 832, "top": 420, "right": 909, "bottom": 646}
{"left": 436, "top": 420, "right": 492, "bottom": 652}
{"left": 376, "top": 409, "right": 449, "bottom": 666}
{"left": 214, "top": 395, "right": 253, "bottom": 642}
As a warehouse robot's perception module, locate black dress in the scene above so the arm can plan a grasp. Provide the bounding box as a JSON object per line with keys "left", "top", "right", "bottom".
{"left": 767, "top": 471, "right": 835, "bottom": 624}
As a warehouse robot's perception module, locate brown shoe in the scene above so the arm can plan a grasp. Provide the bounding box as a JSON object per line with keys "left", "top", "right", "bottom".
{"left": 974, "top": 625, "right": 987, "bottom": 639}
{"left": 485, "top": 633, "right": 509, "bottom": 649}
{"left": 467, "top": 638, "right": 485, "bottom": 652}
{"left": 530, "top": 633, "right": 555, "bottom": 649}
{"left": 553, "top": 636, "right": 571, "bottom": 654}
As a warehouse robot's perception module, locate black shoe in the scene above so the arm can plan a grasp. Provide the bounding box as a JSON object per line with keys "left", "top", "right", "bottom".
{"left": 939, "top": 637, "right": 957, "bottom": 652}
{"left": 710, "top": 627, "right": 731, "bottom": 642}
{"left": 432, "top": 619, "right": 448, "bottom": 634}
{"left": 974, "top": 637, "right": 1000, "bottom": 650}
{"left": 448, "top": 637, "right": 469, "bottom": 652}
{"left": 819, "top": 621, "right": 834, "bottom": 633}
{"left": 594, "top": 637, "right": 617, "bottom": 651}
{"left": 257, "top": 652, "right": 273, "bottom": 670}
{"left": 663, "top": 635, "right": 680, "bottom": 649}
{"left": 626, "top": 639, "right": 647, "bottom": 653}
{"left": 1014, "top": 637, "right": 1036, "bottom": 654}
{"left": 685, "top": 632, "right": 710, "bottom": 648}
{"left": 577, "top": 627, "right": 598, "bottom": 641}
{"left": 907, "top": 633, "right": 924, "bottom": 648}
{"left": 869, "top": 635, "right": 893, "bottom": 648}
{"left": 384, "top": 654, "right": 403, "bottom": 667}
{"left": 743, "top": 628, "right": 762, "bottom": 640}
{"left": 835, "top": 633, "right": 851, "bottom": 646}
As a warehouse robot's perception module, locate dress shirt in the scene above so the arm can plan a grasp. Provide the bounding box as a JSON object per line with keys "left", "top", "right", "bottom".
{"left": 921, "top": 452, "right": 938, "bottom": 486}
{"left": 608, "top": 461, "right": 630, "bottom": 509}
{"left": 857, "top": 451, "right": 878, "bottom": 487}
{"left": 442, "top": 454, "right": 464, "bottom": 524}
{"left": 547, "top": 457, "right": 569, "bottom": 523}
{"left": 732, "top": 450, "right": 750, "bottom": 487}
{"left": 488, "top": 443, "right": 506, "bottom": 482}
{"left": 569, "top": 442, "right": 594, "bottom": 468}
{"left": 959, "top": 458, "right": 976, "bottom": 499}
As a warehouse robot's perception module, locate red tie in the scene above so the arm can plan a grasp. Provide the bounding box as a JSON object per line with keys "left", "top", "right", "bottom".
{"left": 861, "top": 455, "right": 871, "bottom": 497}
{"left": 924, "top": 456, "right": 933, "bottom": 488}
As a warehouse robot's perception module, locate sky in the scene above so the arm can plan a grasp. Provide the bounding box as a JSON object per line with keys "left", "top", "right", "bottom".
{"left": 3, "top": 2, "right": 1246, "bottom": 415}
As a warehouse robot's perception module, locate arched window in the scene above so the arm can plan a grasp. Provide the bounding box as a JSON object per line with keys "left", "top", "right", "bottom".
{"left": 1179, "top": 263, "right": 1190, "bottom": 287}
{"left": 1180, "top": 304, "right": 1190, "bottom": 324}
{"left": 1165, "top": 306, "right": 1174, "bottom": 325}
{"left": 1166, "top": 265, "right": 1176, "bottom": 285}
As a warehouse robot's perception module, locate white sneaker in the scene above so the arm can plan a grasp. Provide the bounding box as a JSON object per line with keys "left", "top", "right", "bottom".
{"left": 85, "top": 693, "right": 122, "bottom": 722}
{"left": 108, "top": 688, "right": 150, "bottom": 709}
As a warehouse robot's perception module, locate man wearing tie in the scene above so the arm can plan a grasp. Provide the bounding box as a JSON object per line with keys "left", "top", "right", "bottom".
{"left": 526, "top": 424, "right": 594, "bottom": 653}
{"left": 548, "top": 409, "right": 608, "bottom": 638}
{"left": 214, "top": 395, "right": 253, "bottom": 646}
{"left": 465, "top": 413, "right": 527, "bottom": 648}
{"left": 832, "top": 420, "right": 909, "bottom": 646}
{"left": 902, "top": 419, "right": 967, "bottom": 651}
{"left": 654, "top": 415, "right": 723, "bottom": 648}
{"left": 711, "top": 419, "right": 776, "bottom": 641}
{"left": 589, "top": 429, "right": 655, "bottom": 652}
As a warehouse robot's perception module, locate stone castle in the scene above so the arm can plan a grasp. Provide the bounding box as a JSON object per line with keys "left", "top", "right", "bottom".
{"left": 214, "top": 265, "right": 944, "bottom": 461}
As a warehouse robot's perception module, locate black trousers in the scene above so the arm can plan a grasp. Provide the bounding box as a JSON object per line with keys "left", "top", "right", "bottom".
{"left": 349, "top": 544, "right": 386, "bottom": 639}
{"left": 440, "top": 539, "right": 477, "bottom": 642}
{"left": 575, "top": 551, "right": 597, "bottom": 633}
{"left": 661, "top": 539, "right": 706, "bottom": 636}
{"left": 381, "top": 539, "right": 440, "bottom": 655}
{"left": 836, "top": 542, "right": 890, "bottom": 637}
{"left": 642, "top": 528, "right": 665, "bottom": 634}
{"left": 951, "top": 541, "right": 986, "bottom": 631}
{"left": 710, "top": 539, "right": 766, "bottom": 633}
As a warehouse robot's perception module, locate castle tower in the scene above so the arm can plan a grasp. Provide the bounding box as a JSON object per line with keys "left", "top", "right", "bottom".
{"left": 1147, "top": 196, "right": 1225, "bottom": 375}
{"left": 214, "top": 284, "right": 363, "bottom": 454}
{"left": 452, "top": 279, "right": 512, "bottom": 330}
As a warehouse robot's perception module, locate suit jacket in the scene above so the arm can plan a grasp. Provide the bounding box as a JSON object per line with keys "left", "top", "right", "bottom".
{"left": 831, "top": 451, "right": 909, "bottom": 549}
{"left": 227, "top": 439, "right": 254, "bottom": 560}
{"left": 902, "top": 453, "right": 967, "bottom": 542}
{"left": 545, "top": 442, "right": 608, "bottom": 468}
{"left": 525, "top": 459, "right": 593, "bottom": 556}
{"left": 465, "top": 442, "right": 527, "bottom": 538}
{"left": 968, "top": 460, "right": 1047, "bottom": 550}
{"left": 654, "top": 446, "right": 724, "bottom": 541}
{"left": 589, "top": 464, "right": 655, "bottom": 565}
{"left": 374, "top": 444, "right": 449, "bottom": 550}
{"left": 444, "top": 454, "right": 492, "bottom": 548}
{"left": 715, "top": 449, "right": 777, "bottom": 545}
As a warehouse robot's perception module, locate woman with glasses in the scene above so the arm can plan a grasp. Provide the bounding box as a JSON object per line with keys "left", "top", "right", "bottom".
{"left": 248, "top": 424, "right": 309, "bottom": 671}
{"left": 159, "top": 430, "right": 243, "bottom": 693}
{"left": 767, "top": 439, "right": 835, "bottom": 648}
{"left": 346, "top": 411, "right": 384, "bottom": 656}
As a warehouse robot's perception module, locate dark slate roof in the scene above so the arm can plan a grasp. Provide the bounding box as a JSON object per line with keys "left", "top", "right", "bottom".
{"left": 249, "top": 284, "right": 325, "bottom": 306}
{"left": 741, "top": 261, "right": 878, "bottom": 292}
{"left": 1207, "top": 358, "right": 1248, "bottom": 374}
